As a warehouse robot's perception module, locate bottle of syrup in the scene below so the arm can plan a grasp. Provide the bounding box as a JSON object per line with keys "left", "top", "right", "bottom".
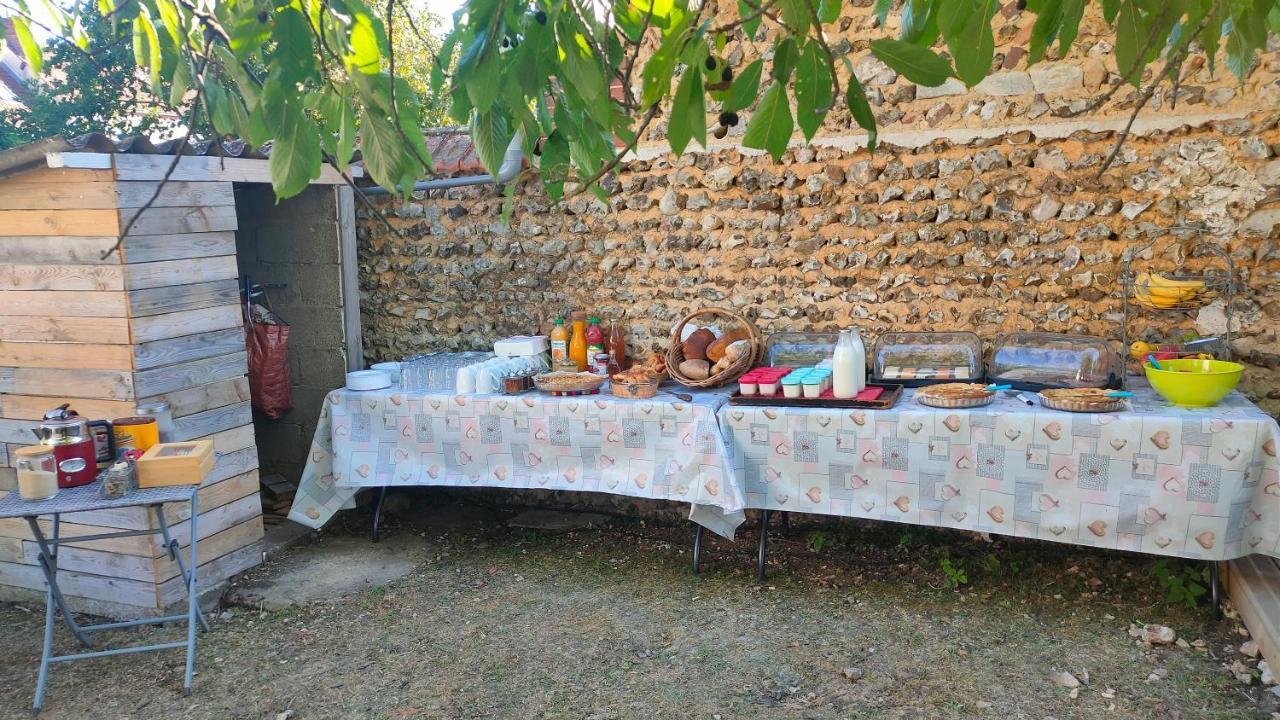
{"left": 568, "top": 312, "right": 589, "bottom": 371}
{"left": 606, "top": 319, "right": 628, "bottom": 374}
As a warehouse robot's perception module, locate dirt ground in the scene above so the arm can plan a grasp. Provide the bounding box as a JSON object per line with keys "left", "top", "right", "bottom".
{"left": 0, "top": 494, "right": 1275, "bottom": 720}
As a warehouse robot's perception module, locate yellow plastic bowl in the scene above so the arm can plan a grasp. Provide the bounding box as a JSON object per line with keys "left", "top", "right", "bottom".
{"left": 1144, "top": 358, "right": 1243, "bottom": 407}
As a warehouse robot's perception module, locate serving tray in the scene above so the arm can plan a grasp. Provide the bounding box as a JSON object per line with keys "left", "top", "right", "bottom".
{"left": 728, "top": 383, "right": 903, "bottom": 410}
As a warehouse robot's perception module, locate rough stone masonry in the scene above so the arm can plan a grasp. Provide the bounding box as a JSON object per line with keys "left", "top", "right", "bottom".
{"left": 357, "top": 3, "right": 1280, "bottom": 418}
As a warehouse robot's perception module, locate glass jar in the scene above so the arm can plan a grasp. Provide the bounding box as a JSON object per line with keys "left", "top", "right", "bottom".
{"left": 134, "top": 401, "right": 175, "bottom": 443}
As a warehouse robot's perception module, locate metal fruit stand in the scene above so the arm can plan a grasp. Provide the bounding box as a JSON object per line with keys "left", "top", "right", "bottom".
{"left": 1118, "top": 229, "right": 1235, "bottom": 389}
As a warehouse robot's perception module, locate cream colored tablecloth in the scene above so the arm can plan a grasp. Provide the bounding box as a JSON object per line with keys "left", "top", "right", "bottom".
{"left": 289, "top": 386, "right": 746, "bottom": 538}
{"left": 718, "top": 383, "right": 1280, "bottom": 561}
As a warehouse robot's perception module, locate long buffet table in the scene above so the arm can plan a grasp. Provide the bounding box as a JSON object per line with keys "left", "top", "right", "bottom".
{"left": 291, "top": 381, "right": 1279, "bottom": 563}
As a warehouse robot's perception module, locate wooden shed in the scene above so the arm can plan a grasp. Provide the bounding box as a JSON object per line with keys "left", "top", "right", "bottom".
{"left": 0, "top": 136, "right": 363, "bottom": 618}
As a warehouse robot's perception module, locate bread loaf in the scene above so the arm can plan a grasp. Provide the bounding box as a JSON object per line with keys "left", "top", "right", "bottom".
{"left": 678, "top": 359, "right": 711, "bottom": 380}
{"left": 682, "top": 328, "right": 715, "bottom": 361}
{"left": 706, "top": 327, "right": 750, "bottom": 362}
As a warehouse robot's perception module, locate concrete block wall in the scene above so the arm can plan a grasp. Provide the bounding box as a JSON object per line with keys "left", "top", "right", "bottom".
{"left": 234, "top": 185, "right": 350, "bottom": 482}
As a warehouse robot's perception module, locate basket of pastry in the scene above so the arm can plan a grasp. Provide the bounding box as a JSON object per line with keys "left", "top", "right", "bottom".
{"left": 611, "top": 353, "right": 667, "bottom": 399}
{"left": 532, "top": 371, "right": 606, "bottom": 396}
{"left": 915, "top": 382, "right": 996, "bottom": 409}
{"left": 1038, "top": 387, "right": 1127, "bottom": 413}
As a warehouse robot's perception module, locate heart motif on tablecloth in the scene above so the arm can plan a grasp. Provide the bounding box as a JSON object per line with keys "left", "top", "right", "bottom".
{"left": 495, "top": 400, "right": 508, "bottom": 411}
{"left": 1042, "top": 422, "right": 1062, "bottom": 441}
{"left": 465, "top": 427, "right": 479, "bottom": 439}
{"left": 776, "top": 442, "right": 792, "bottom": 456}
{"left": 456, "top": 450, "right": 472, "bottom": 465}
{"left": 1163, "top": 477, "right": 1185, "bottom": 493}
{"left": 806, "top": 487, "right": 822, "bottom": 504}
{"left": 536, "top": 428, "right": 551, "bottom": 441}
{"left": 1263, "top": 438, "right": 1275, "bottom": 456}
{"left": 356, "top": 464, "right": 370, "bottom": 478}
{"left": 850, "top": 412, "right": 867, "bottom": 426}
{"left": 335, "top": 424, "right": 349, "bottom": 437}
{"left": 705, "top": 478, "right": 720, "bottom": 496}
{"left": 525, "top": 452, "right": 541, "bottom": 466}
{"left": 986, "top": 506, "right": 1005, "bottom": 523}
{"left": 563, "top": 467, "right": 577, "bottom": 483}
{"left": 847, "top": 474, "right": 867, "bottom": 488}
{"left": 1222, "top": 447, "right": 1240, "bottom": 461}
{"left": 1244, "top": 509, "right": 1262, "bottom": 526}
{"left": 893, "top": 496, "right": 911, "bottom": 513}
{"left": 595, "top": 400, "right": 609, "bottom": 410}
{"left": 401, "top": 426, "right": 413, "bottom": 438}
{"left": 640, "top": 403, "right": 654, "bottom": 415}
{"left": 427, "top": 464, "right": 440, "bottom": 478}
{"left": 523, "top": 397, "right": 537, "bottom": 408}
{"left": 393, "top": 449, "right": 408, "bottom": 462}
{"left": 389, "top": 394, "right": 402, "bottom": 406}
{"left": 861, "top": 500, "right": 875, "bottom": 512}
{"left": 943, "top": 415, "right": 961, "bottom": 433}
{"left": 1049, "top": 525, "right": 1066, "bottom": 536}
{"left": 635, "top": 473, "right": 649, "bottom": 489}
{"left": 493, "top": 466, "right": 507, "bottom": 481}
{"left": 1054, "top": 466, "right": 1073, "bottom": 480}
{"left": 907, "top": 421, "right": 923, "bottom": 434}
{"left": 536, "top": 474, "right": 549, "bottom": 485}
{"left": 1195, "top": 530, "right": 1216, "bottom": 549}
{"left": 942, "top": 484, "right": 961, "bottom": 500}
{"left": 1144, "top": 507, "right": 1167, "bottom": 524}
{"left": 1087, "top": 520, "right": 1107, "bottom": 537}
{"left": 952, "top": 511, "right": 967, "bottom": 522}
{"left": 429, "top": 399, "right": 442, "bottom": 410}
{"left": 680, "top": 433, "right": 695, "bottom": 447}
{"left": 329, "top": 393, "right": 341, "bottom": 405}
{"left": 365, "top": 399, "right": 378, "bottom": 410}
{"left": 862, "top": 449, "right": 880, "bottom": 463}
{"left": 1249, "top": 536, "right": 1262, "bottom": 548}
{"left": 1097, "top": 414, "right": 1118, "bottom": 425}
{"left": 1264, "top": 481, "right": 1280, "bottom": 496}
{"left": 1005, "top": 428, "right": 1021, "bottom": 441}
{"left": 766, "top": 467, "right": 783, "bottom": 482}
{"left": 731, "top": 411, "right": 745, "bottom": 422}
{"left": 955, "top": 455, "right": 973, "bottom": 470}
{"left": 1149, "top": 430, "right": 1171, "bottom": 450}
{"left": 599, "top": 455, "right": 615, "bottom": 467}
{"left": 606, "top": 430, "right": 621, "bottom": 443}
{"left": 776, "top": 494, "right": 789, "bottom": 505}
{"left": 1039, "top": 494, "right": 1059, "bottom": 512}
{"left": 399, "top": 472, "right": 411, "bottom": 481}
{"left": 312, "top": 450, "right": 326, "bottom": 463}
{"left": 670, "top": 403, "right": 686, "bottom": 412}
{"left": 1155, "top": 536, "right": 1172, "bottom": 548}
{"left": 332, "top": 472, "right": 343, "bottom": 484}
{"left": 453, "top": 397, "right": 467, "bottom": 407}
{"left": 763, "top": 409, "right": 778, "bottom": 420}
{"left": 306, "top": 507, "right": 321, "bottom": 519}
{"left": 1110, "top": 437, "right": 1127, "bottom": 451}
{"left": 606, "top": 478, "right": 619, "bottom": 489}
{"left": 817, "top": 416, "right": 832, "bottom": 428}
{"left": 565, "top": 404, "right": 579, "bottom": 414}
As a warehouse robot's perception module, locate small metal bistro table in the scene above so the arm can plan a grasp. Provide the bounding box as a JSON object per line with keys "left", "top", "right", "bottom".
{"left": 0, "top": 483, "right": 211, "bottom": 715}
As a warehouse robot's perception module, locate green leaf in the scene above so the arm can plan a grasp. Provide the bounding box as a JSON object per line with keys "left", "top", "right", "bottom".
{"left": 900, "top": 0, "right": 938, "bottom": 44}
{"left": 793, "top": 41, "right": 833, "bottom": 141}
{"left": 348, "top": 10, "right": 385, "bottom": 74}
{"left": 1028, "top": 0, "right": 1064, "bottom": 63}
{"left": 737, "top": 0, "right": 763, "bottom": 38}
{"left": 206, "top": 77, "right": 235, "bottom": 135}
{"left": 1114, "top": 0, "right": 1146, "bottom": 87}
{"left": 869, "top": 38, "right": 954, "bottom": 86}
{"left": 11, "top": 17, "right": 43, "bottom": 74}
{"left": 845, "top": 76, "right": 878, "bottom": 153}
{"left": 271, "top": 7, "right": 318, "bottom": 84}
{"left": 742, "top": 80, "right": 792, "bottom": 162}
{"left": 728, "top": 58, "right": 763, "bottom": 112}
{"left": 777, "top": 0, "right": 809, "bottom": 32}
{"left": 771, "top": 37, "right": 798, "bottom": 81}
{"left": 668, "top": 63, "right": 706, "bottom": 155}
{"left": 540, "top": 129, "right": 570, "bottom": 201}
{"left": 262, "top": 92, "right": 321, "bottom": 199}
{"left": 360, "top": 109, "right": 415, "bottom": 195}
{"left": 641, "top": 12, "right": 691, "bottom": 105}
{"left": 944, "top": 0, "right": 998, "bottom": 87}
{"left": 134, "top": 12, "right": 163, "bottom": 91}
{"left": 169, "top": 55, "right": 190, "bottom": 107}
{"left": 470, "top": 105, "right": 514, "bottom": 177}
{"left": 873, "top": 0, "right": 893, "bottom": 24}
{"left": 818, "top": 0, "right": 841, "bottom": 25}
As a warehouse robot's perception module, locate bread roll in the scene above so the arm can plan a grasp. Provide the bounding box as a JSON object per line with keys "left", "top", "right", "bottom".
{"left": 682, "top": 328, "right": 715, "bottom": 361}
{"left": 678, "top": 359, "right": 711, "bottom": 380}
{"left": 706, "top": 327, "right": 750, "bottom": 362}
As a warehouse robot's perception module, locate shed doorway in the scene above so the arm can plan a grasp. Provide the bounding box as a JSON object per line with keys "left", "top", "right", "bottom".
{"left": 233, "top": 184, "right": 362, "bottom": 499}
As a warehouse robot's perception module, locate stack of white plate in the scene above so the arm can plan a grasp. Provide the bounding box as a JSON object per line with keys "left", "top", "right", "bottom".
{"left": 346, "top": 370, "right": 392, "bottom": 391}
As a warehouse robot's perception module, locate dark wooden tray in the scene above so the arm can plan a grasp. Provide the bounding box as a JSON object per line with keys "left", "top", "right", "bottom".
{"left": 728, "top": 383, "right": 903, "bottom": 409}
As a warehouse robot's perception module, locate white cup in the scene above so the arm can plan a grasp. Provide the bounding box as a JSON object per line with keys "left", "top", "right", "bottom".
{"left": 456, "top": 366, "right": 477, "bottom": 394}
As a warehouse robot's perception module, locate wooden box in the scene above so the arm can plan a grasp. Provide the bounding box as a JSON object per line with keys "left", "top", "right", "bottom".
{"left": 136, "top": 440, "right": 215, "bottom": 487}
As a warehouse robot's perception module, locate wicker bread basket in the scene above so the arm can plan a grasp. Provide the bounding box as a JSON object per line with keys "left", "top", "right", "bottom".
{"left": 665, "top": 308, "right": 765, "bottom": 388}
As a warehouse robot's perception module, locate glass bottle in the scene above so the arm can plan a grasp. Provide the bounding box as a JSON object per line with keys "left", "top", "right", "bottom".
{"left": 606, "top": 319, "right": 628, "bottom": 373}
{"left": 568, "top": 312, "right": 589, "bottom": 371}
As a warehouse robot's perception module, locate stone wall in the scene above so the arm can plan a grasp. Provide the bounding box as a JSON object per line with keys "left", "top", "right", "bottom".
{"left": 357, "top": 3, "right": 1280, "bottom": 418}
{"left": 235, "top": 185, "right": 351, "bottom": 482}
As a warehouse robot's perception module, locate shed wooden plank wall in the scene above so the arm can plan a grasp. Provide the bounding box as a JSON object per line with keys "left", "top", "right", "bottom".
{"left": 0, "top": 158, "right": 264, "bottom": 617}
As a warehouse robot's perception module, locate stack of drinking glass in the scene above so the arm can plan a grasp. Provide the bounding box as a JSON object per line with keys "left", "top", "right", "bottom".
{"left": 399, "top": 352, "right": 494, "bottom": 392}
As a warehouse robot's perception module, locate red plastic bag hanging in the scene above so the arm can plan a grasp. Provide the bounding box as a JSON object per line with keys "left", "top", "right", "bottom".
{"left": 244, "top": 289, "right": 293, "bottom": 419}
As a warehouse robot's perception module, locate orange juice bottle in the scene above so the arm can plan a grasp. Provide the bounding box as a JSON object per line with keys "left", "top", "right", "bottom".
{"left": 549, "top": 318, "right": 570, "bottom": 365}
{"left": 568, "top": 312, "right": 588, "bottom": 371}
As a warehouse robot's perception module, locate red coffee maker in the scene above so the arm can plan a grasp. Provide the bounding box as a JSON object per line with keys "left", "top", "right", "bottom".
{"left": 32, "top": 405, "right": 114, "bottom": 488}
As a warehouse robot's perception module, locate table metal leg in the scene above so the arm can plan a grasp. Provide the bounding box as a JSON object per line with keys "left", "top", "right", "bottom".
{"left": 153, "top": 506, "right": 210, "bottom": 633}
{"left": 32, "top": 535, "right": 55, "bottom": 716}
{"left": 371, "top": 486, "right": 388, "bottom": 543}
{"left": 1209, "top": 561, "right": 1222, "bottom": 619}
{"left": 757, "top": 509, "right": 771, "bottom": 583}
{"left": 26, "top": 517, "right": 90, "bottom": 649}
{"left": 692, "top": 524, "right": 703, "bottom": 575}
{"left": 183, "top": 493, "right": 199, "bottom": 696}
